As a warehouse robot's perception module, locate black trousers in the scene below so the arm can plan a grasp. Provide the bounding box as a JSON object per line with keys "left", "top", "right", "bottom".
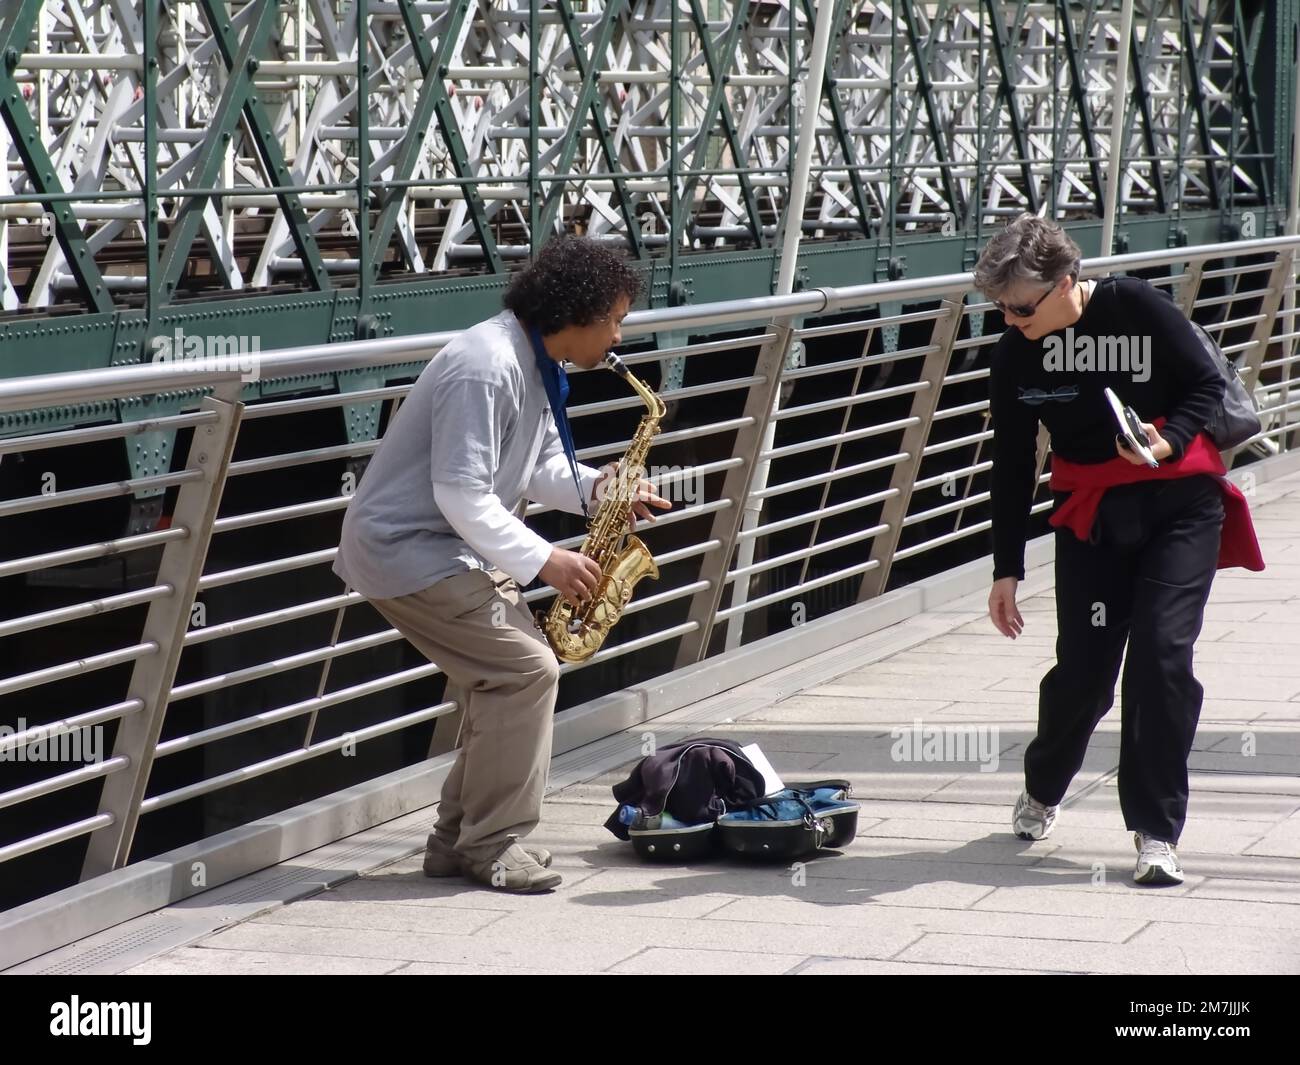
{"left": 1024, "top": 474, "right": 1223, "bottom": 843}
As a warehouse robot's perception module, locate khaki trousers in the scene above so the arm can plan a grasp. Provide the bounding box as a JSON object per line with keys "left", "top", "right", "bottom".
{"left": 370, "top": 567, "right": 559, "bottom": 862}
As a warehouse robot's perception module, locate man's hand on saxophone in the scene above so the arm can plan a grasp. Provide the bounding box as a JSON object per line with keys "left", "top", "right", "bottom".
{"left": 539, "top": 547, "right": 602, "bottom": 611}
{"left": 591, "top": 462, "right": 672, "bottom": 528}
{"left": 628, "top": 483, "right": 672, "bottom": 529}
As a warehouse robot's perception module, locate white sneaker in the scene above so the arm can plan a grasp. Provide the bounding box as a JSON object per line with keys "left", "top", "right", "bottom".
{"left": 1012, "top": 789, "right": 1059, "bottom": 840}
{"left": 1133, "top": 832, "right": 1184, "bottom": 885}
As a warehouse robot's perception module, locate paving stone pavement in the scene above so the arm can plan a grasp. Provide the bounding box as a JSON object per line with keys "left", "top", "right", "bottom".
{"left": 124, "top": 475, "right": 1300, "bottom": 975}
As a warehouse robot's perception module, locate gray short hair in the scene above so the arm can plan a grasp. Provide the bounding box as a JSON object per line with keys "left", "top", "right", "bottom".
{"left": 974, "top": 213, "right": 1081, "bottom": 297}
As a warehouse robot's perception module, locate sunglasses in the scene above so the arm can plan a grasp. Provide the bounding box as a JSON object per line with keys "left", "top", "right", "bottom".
{"left": 992, "top": 285, "right": 1056, "bottom": 319}
{"left": 1017, "top": 385, "right": 1079, "bottom": 406}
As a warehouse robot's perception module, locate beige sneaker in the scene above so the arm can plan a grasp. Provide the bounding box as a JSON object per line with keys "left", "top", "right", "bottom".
{"left": 464, "top": 842, "right": 563, "bottom": 894}
{"left": 422, "top": 834, "right": 554, "bottom": 878}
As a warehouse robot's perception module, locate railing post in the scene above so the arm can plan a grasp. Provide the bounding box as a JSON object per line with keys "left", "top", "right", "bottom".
{"left": 1223, "top": 249, "right": 1292, "bottom": 468}
{"left": 858, "top": 294, "right": 965, "bottom": 600}
{"left": 672, "top": 320, "right": 798, "bottom": 667}
{"left": 80, "top": 385, "right": 243, "bottom": 879}
{"left": 1241, "top": 250, "right": 1293, "bottom": 389}
{"left": 427, "top": 681, "right": 465, "bottom": 758}
{"left": 1281, "top": 269, "right": 1299, "bottom": 456}
{"left": 1175, "top": 260, "right": 1204, "bottom": 316}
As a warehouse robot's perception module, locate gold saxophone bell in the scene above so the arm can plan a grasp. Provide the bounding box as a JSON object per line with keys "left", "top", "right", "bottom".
{"left": 539, "top": 352, "right": 666, "bottom": 663}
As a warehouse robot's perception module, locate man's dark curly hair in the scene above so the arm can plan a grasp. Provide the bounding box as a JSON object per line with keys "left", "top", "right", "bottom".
{"left": 502, "top": 236, "right": 643, "bottom": 335}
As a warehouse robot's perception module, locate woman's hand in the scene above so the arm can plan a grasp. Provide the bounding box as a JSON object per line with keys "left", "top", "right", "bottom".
{"left": 1115, "top": 421, "right": 1173, "bottom": 464}
{"left": 989, "top": 576, "right": 1024, "bottom": 639}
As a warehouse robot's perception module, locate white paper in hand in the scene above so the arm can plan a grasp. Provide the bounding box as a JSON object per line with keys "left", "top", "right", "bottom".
{"left": 740, "top": 743, "right": 786, "bottom": 797}
{"left": 1104, "top": 387, "right": 1159, "bottom": 468}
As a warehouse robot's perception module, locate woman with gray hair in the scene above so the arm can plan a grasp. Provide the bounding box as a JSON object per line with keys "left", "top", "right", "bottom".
{"left": 977, "top": 213, "right": 1260, "bottom": 885}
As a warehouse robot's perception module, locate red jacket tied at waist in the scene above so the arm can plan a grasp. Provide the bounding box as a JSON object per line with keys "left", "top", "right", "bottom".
{"left": 1047, "top": 422, "right": 1265, "bottom": 572}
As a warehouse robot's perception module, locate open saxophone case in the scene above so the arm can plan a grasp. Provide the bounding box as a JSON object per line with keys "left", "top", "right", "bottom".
{"left": 714, "top": 781, "right": 860, "bottom": 860}
{"left": 603, "top": 738, "right": 860, "bottom": 863}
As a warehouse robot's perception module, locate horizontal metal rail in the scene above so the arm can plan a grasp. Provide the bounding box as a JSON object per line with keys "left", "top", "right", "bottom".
{"left": 0, "top": 411, "right": 219, "bottom": 455}
{"left": 182, "top": 592, "right": 365, "bottom": 646}
{"left": 168, "top": 629, "right": 408, "bottom": 703}
{"left": 0, "top": 586, "right": 173, "bottom": 639}
{"left": 0, "top": 700, "right": 144, "bottom": 757}
{"left": 0, "top": 470, "right": 203, "bottom": 519}
{"left": 154, "top": 663, "right": 444, "bottom": 757}
{"left": 0, "top": 527, "right": 188, "bottom": 579}
{"left": 0, "top": 643, "right": 159, "bottom": 699}
{"left": 0, "top": 815, "right": 115, "bottom": 865}
{"left": 0, "top": 758, "right": 130, "bottom": 812}
{"left": 139, "top": 702, "right": 459, "bottom": 814}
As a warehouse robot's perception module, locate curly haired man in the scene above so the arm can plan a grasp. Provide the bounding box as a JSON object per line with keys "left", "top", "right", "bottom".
{"left": 334, "top": 237, "right": 668, "bottom": 893}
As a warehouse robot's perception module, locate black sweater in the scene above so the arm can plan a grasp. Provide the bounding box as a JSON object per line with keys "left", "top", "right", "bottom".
{"left": 989, "top": 276, "right": 1225, "bottom": 580}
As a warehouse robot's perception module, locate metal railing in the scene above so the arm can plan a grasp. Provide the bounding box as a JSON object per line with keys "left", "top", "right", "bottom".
{"left": 3, "top": 232, "right": 1300, "bottom": 905}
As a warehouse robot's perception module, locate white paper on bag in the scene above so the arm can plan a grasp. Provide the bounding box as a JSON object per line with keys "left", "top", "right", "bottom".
{"left": 740, "top": 743, "right": 785, "bottom": 797}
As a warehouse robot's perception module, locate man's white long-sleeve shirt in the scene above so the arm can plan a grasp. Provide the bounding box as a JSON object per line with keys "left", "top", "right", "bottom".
{"left": 434, "top": 450, "right": 600, "bottom": 586}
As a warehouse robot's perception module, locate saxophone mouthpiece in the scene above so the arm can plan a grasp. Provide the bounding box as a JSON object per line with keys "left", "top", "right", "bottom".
{"left": 604, "top": 351, "right": 629, "bottom": 376}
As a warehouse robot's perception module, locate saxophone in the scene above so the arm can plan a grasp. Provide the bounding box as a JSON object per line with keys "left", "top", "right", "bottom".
{"left": 538, "top": 351, "right": 666, "bottom": 663}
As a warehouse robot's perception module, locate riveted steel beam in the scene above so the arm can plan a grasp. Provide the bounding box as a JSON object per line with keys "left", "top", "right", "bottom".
{"left": 680, "top": 0, "right": 767, "bottom": 247}
{"left": 535, "top": 0, "right": 624, "bottom": 242}
{"left": 898, "top": 0, "right": 961, "bottom": 227}
{"left": 198, "top": 0, "right": 331, "bottom": 292}
{"left": 1056, "top": 0, "right": 1105, "bottom": 215}
{"left": 157, "top": 0, "right": 279, "bottom": 298}
{"left": 382, "top": 0, "right": 503, "bottom": 276}
{"left": 555, "top": 0, "right": 645, "bottom": 259}
{"left": 1127, "top": 6, "right": 1167, "bottom": 215}
{"left": 0, "top": 0, "right": 113, "bottom": 313}
{"left": 982, "top": 0, "right": 1039, "bottom": 215}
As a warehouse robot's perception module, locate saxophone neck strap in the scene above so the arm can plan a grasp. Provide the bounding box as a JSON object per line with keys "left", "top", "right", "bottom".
{"left": 528, "top": 325, "right": 590, "bottom": 522}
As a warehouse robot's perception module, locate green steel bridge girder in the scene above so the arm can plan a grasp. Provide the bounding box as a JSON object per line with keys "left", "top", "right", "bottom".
{"left": 553, "top": 0, "right": 647, "bottom": 261}
{"left": 385, "top": 0, "right": 504, "bottom": 278}
{"left": 0, "top": 0, "right": 113, "bottom": 315}
{"left": 155, "top": 0, "right": 276, "bottom": 300}
{"left": 0, "top": 1, "right": 1290, "bottom": 319}
{"left": 196, "top": 0, "right": 332, "bottom": 294}
{"left": 0, "top": 206, "right": 1287, "bottom": 499}
{"left": 0, "top": 207, "right": 1281, "bottom": 436}
{"left": 679, "top": 0, "right": 767, "bottom": 250}
{"left": 0, "top": 0, "right": 1292, "bottom": 506}
{"left": 535, "top": 0, "right": 627, "bottom": 244}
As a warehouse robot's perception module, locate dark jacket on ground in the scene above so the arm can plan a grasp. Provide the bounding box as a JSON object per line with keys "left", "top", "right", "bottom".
{"left": 604, "top": 738, "right": 766, "bottom": 840}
